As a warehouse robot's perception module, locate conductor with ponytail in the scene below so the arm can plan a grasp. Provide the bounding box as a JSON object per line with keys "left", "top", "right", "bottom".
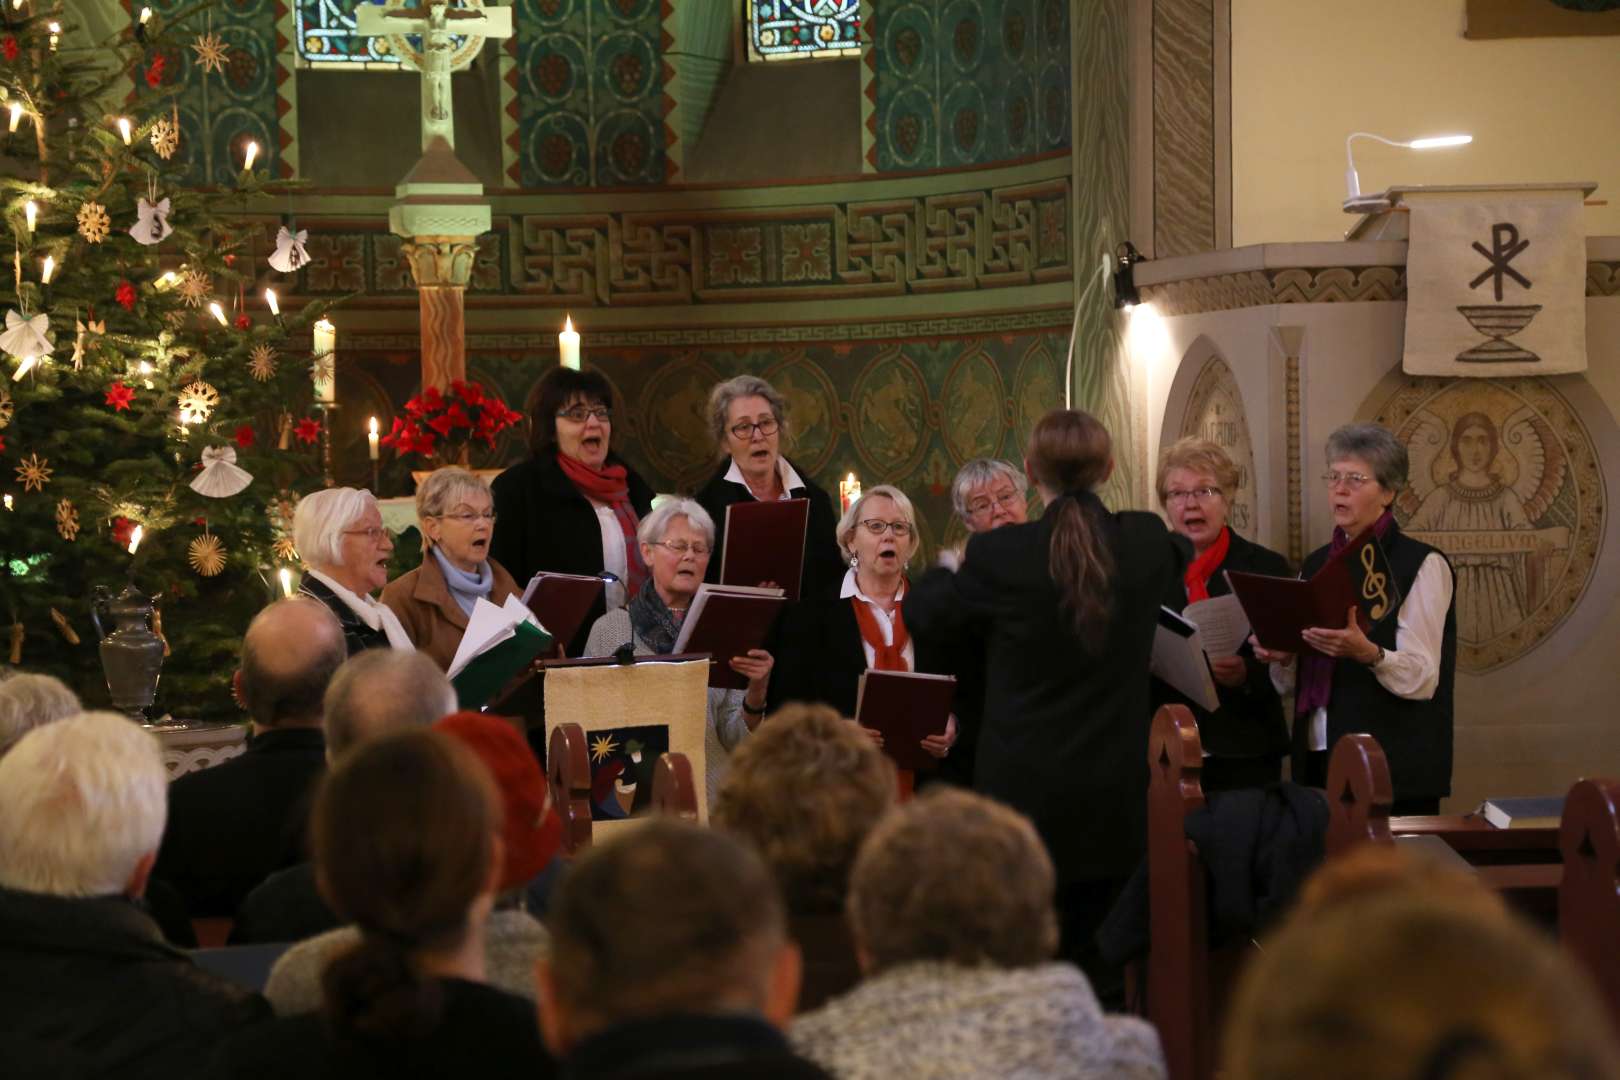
{"left": 906, "top": 409, "right": 1185, "bottom": 1002}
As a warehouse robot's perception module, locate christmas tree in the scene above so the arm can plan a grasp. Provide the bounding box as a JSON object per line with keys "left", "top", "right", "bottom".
{"left": 0, "top": 3, "right": 333, "bottom": 720}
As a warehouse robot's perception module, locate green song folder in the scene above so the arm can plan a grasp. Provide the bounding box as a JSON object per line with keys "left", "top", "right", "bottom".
{"left": 451, "top": 620, "right": 552, "bottom": 710}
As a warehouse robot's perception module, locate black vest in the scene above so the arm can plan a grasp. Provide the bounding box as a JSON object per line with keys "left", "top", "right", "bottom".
{"left": 1293, "top": 525, "right": 1457, "bottom": 801}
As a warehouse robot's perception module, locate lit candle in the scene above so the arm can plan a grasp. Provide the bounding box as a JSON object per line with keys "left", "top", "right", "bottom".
{"left": 2, "top": 494, "right": 10, "bottom": 511}
{"left": 9, "top": 102, "right": 23, "bottom": 133}
{"left": 116, "top": 117, "right": 132, "bottom": 144}
{"left": 39, "top": 255, "right": 53, "bottom": 284}
{"left": 128, "top": 525, "right": 144, "bottom": 555}
{"left": 368, "top": 416, "right": 380, "bottom": 460}
{"left": 207, "top": 301, "right": 228, "bottom": 326}
{"left": 139, "top": 6, "right": 151, "bottom": 24}
{"left": 279, "top": 568, "right": 293, "bottom": 597}
{"left": 23, "top": 200, "right": 35, "bottom": 232}
{"left": 157, "top": 270, "right": 178, "bottom": 289}
{"left": 12, "top": 355, "right": 35, "bottom": 380}
{"left": 264, "top": 287, "right": 279, "bottom": 316}
{"left": 839, "top": 472, "right": 862, "bottom": 515}
{"left": 242, "top": 140, "right": 258, "bottom": 171}
{"left": 46, "top": 21, "right": 59, "bottom": 50}
{"left": 558, "top": 315, "right": 580, "bottom": 370}
{"left": 311, "top": 317, "right": 336, "bottom": 403}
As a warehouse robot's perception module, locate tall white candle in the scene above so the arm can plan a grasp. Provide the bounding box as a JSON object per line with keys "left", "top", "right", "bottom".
{"left": 368, "top": 416, "right": 380, "bottom": 460}
{"left": 312, "top": 317, "right": 336, "bottom": 403}
{"left": 264, "top": 287, "right": 279, "bottom": 316}
{"left": 559, "top": 315, "right": 580, "bottom": 370}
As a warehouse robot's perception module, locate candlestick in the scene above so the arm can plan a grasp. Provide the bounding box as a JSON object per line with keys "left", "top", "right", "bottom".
{"left": 839, "top": 472, "right": 862, "bottom": 515}
{"left": 558, "top": 315, "right": 580, "bottom": 370}
{"left": 311, "top": 317, "right": 336, "bottom": 403}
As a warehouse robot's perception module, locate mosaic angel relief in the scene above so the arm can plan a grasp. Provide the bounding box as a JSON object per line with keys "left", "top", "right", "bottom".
{"left": 1180, "top": 356, "right": 1258, "bottom": 535}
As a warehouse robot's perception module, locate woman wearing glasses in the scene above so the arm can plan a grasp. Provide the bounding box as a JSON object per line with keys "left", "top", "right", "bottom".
{"left": 694, "top": 375, "right": 847, "bottom": 600}
{"left": 293, "top": 487, "right": 413, "bottom": 656}
{"left": 381, "top": 467, "right": 521, "bottom": 671}
{"left": 582, "top": 499, "right": 774, "bottom": 805}
{"left": 1154, "top": 437, "right": 1292, "bottom": 791}
{"left": 1252, "top": 423, "right": 1456, "bottom": 814}
{"left": 489, "top": 367, "right": 655, "bottom": 655}
{"left": 769, "top": 485, "right": 956, "bottom": 770}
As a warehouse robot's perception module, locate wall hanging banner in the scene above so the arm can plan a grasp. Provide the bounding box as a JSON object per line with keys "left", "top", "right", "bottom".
{"left": 1403, "top": 190, "right": 1587, "bottom": 377}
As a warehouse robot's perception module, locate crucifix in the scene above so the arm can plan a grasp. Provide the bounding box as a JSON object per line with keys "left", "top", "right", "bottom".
{"left": 355, "top": 0, "right": 513, "bottom": 152}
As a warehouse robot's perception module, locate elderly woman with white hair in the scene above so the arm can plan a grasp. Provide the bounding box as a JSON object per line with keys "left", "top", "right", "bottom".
{"left": 381, "top": 467, "right": 521, "bottom": 671}
{"left": 582, "top": 498, "right": 774, "bottom": 804}
{"left": 0, "top": 672, "right": 80, "bottom": 758}
{"left": 293, "top": 487, "right": 412, "bottom": 656}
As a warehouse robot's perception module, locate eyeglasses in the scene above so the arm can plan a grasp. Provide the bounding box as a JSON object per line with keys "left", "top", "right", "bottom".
{"left": 1321, "top": 471, "right": 1374, "bottom": 491}
{"left": 1165, "top": 486, "right": 1222, "bottom": 505}
{"left": 648, "top": 540, "right": 710, "bottom": 557}
{"left": 436, "top": 511, "right": 497, "bottom": 525}
{"left": 556, "top": 405, "right": 611, "bottom": 424}
{"left": 342, "top": 526, "right": 390, "bottom": 543}
{"left": 729, "top": 417, "right": 779, "bottom": 440}
{"left": 859, "top": 519, "right": 913, "bottom": 538}
{"left": 965, "top": 488, "right": 1024, "bottom": 516}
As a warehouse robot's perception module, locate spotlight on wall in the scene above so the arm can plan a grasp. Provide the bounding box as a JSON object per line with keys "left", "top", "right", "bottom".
{"left": 1112, "top": 242, "right": 1144, "bottom": 310}
{"left": 1344, "top": 131, "right": 1472, "bottom": 205}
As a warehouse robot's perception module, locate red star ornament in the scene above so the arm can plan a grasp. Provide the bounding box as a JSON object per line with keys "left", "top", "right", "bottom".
{"left": 233, "top": 313, "right": 251, "bottom": 330}
{"left": 104, "top": 381, "right": 136, "bottom": 412}
{"left": 115, "top": 280, "right": 137, "bottom": 310}
{"left": 293, "top": 417, "right": 322, "bottom": 445}
{"left": 145, "top": 55, "right": 165, "bottom": 88}
{"left": 233, "top": 423, "right": 256, "bottom": 449}
{"left": 2, "top": 37, "right": 18, "bottom": 62}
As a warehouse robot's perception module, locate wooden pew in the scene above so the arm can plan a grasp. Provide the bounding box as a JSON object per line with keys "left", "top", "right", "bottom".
{"left": 548, "top": 722, "right": 593, "bottom": 854}
{"left": 652, "top": 752, "right": 699, "bottom": 821}
{"left": 1558, "top": 778, "right": 1620, "bottom": 1033}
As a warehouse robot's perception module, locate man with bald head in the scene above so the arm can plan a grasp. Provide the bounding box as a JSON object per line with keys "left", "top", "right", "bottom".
{"left": 153, "top": 598, "right": 348, "bottom": 920}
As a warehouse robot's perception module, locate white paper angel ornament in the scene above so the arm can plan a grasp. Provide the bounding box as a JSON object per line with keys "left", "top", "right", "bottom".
{"left": 0, "top": 310, "right": 53, "bottom": 372}
{"left": 268, "top": 226, "right": 309, "bottom": 273}
{"left": 129, "top": 197, "right": 173, "bottom": 246}
{"left": 189, "top": 445, "right": 254, "bottom": 498}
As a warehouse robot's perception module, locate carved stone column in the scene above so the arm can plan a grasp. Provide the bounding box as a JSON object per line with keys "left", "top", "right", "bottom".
{"left": 388, "top": 137, "right": 491, "bottom": 393}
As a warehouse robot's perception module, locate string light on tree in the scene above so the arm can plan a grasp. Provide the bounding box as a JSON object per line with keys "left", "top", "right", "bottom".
{"left": 23, "top": 200, "right": 35, "bottom": 232}
{"left": 116, "top": 117, "right": 132, "bottom": 145}
{"left": 39, "top": 255, "right": 54, "bottom": 285}
{"left": 9, "top": 102, "right": 24, "bottom": 133}
{"left": 46, "top": 21, "right": 59, "bottom": 50}
{"left": 264, "top": 288, "right": 279, "bottom": 316}
{"left": 207, "top": 301, "right": 228, "bottom": 326}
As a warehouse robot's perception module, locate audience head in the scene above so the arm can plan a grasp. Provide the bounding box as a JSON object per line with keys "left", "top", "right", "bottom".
{"left": 239, "top": 598, "right": 347, "bottom": 732}
{"left": 293, "top": 486, "right": 394, "bottom": 595}
{"left": 415, "top": 466, "right": 497, "bottom": 571}
{"left": 951, "top": 458, "right": 1028, "bottom": 533}
{"left": 837, "top": 485, "right": 918, "bottom": 579}
{"left": 537, "top": 820, "right": 800, "bottom": 1053}
{"left": 0, "top": 712, "right": 166, "bottom": 899}
{"left": 528, "top": 366, "right": 616, "bottom": 467}
{"left": 714, "top": 702, "right": 895, "bottom": 915}
{"left": 1157, "top": 436, "right": 1240, "bottom": 553}
{"left": 314, "top": 728, "right": 502, "bottom": 1041}
{"left": 708, "top": 374, "right": 788, "bottom": 480}
{"left": 847, "top": 788, "right": 1058, "bottom": 974}
{"left": 1224, "top": 872, "right": 1620, "bottom": 1080}
{"left": 0, "top": 672, "right": 80, "bottom": 757}
{"left": 636, "top": 498, "right": 715, "bottom": 610}
{"left": 1323, "top": 422, "right": 1407, "bottom": 537}
{"left": 323, "top": 648, "right": 457, "bottom": 761}
{"left": 434, "top": 711, "right": 563, "bottom": 894}
{"left": 1025, "top": 409, "right": 1116, "bottom": 649}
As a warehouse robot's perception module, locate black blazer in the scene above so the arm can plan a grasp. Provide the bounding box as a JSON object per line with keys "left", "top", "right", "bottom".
{"left": 1155, "top": 528, "right": 1292, "bottom": 761}
{"left": 694, "top": 459, "right": 848, "bottom": 602}
{"left": 905, "top": 494, "right": 1185, "bottom": 884}
{"left": 489, "top": 451, "right": 655, "bottom": 655}
{"left": 768, "top": 589, "right": 951, "bottom": 719}
{"left": 297, "top": 574, "right": 389, "bottom": 657}
{"left": 153, "top": 727, "right": 327, "bottom": 919}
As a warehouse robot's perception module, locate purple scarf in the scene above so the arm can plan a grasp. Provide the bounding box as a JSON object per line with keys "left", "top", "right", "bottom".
{"left": 1295, "top": 510, "right": 1395, "bottom": 717}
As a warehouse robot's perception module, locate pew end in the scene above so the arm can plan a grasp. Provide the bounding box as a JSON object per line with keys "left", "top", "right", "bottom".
{"left": 1559, "top": 778, "right": 1620, "bottom": 1034}
{"left": 652, "top": 752, "right": 699, "bottom": 821}
{"left": 548, "top": 722, "right": 593, "bottom": 854}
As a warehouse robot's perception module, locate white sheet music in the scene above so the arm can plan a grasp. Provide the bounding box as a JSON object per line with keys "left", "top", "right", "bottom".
{"left": 1181, "top": 593, "right": 1251, "bottom": 657}
{"left": 447, "top": 595, "right": 542, "bottom": 678}
{"left": 1150, "top": 607, "right": 1220, "bottom": 712}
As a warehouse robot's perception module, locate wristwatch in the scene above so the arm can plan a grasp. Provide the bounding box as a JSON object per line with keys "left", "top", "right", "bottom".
{"left": 1368, "top": 645, "right": 1385, "bottom": 667}
{"left": 742, "top": 699, "right": 768, "bottom": 716}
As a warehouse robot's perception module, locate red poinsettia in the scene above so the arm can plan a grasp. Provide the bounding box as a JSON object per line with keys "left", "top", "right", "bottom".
{"left": 294, "top": 417, "right": 322, "bottom": 445}
{"left": 381, "top": 380, "right": 521, "bottom": 460}
{"left": 145, "top": 55, "right": 165, "bottom": 88}
{"left": 115, "top": 280, "right": 137, "bottom": 310}
{"left": 111, "top": 516, "right": 136, "bottom": 548}
{"left": 104, "top": 381, "right": 136, "bottom": 412}
{"left": 233, "top": 313, "right": 251, "bottom": 330}
{"left": 1, "top": 36, "right": 18, "bottom": 62}
{"left": 0, "top": 433, "right": 6, "bottom": 454}
{"left": 233, "top": 423, "right": 256, "bottom": 449}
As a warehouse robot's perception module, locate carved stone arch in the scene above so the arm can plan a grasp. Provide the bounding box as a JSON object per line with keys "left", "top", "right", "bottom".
{"left": 1159, "top": 336, "right": 1261, "bottom": 540}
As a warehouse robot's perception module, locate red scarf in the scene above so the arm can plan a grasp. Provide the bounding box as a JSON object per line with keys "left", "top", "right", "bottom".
{"left": 851, "top": 591, "right": 911, "bottom": 671}
{"left": 1184, "top": 525, "right": 1232, "bottom": 603}
{"left": 556, "top": 452, "right": 648, "bottom": 600}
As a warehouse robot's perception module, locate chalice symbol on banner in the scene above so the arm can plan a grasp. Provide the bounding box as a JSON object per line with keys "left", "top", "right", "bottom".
{"left": 1456, "top": 221, "right": 1541, "bottom": 363}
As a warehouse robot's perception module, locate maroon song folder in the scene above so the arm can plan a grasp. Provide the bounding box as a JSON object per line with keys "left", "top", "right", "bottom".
{"left": 520, "top": 572, "right": 606, "bottom": 657}
{"left": 672, "top": 584, "right": 788, "bottom": 690}
{"left": 719, "top": 498, "right": 811, "bottom": 601}
{"left": 854, "top": 670, "right": 957, "bottom": 773}
{"left": 1226, "top": 524, "right": 1402, "bottom": 653}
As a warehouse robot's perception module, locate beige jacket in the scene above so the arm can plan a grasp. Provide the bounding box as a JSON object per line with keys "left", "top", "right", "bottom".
{"left": 380, "top": 550, "right": 521, "bottom": 671}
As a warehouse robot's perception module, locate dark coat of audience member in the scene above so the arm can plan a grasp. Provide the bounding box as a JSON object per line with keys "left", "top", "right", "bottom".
{"left": 229, "top": 862, "right": 337, "bottom": 945}
{"left": 0, "top": 888, "right": 268, "bottom": 1080}
{"left": 560, "top": 1014, "right": 834, "bottom": 1079}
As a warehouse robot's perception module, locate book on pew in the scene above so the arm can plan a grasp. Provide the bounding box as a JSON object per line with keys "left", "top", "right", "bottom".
{"left": 719, "top": 498, "right": 811, "bottom": 601}
{"left": 1225, "top": 523, "right": 1403, "bottom": 653}
{"left": 520, "top": 571, "right": 606, "bottom": 656}
{"left": 854, "top": 670, "right": 957, "bottom": 774}
{"left": 1478, "top": 795, "right": 1565, "bottom": 829}
{"left": 671, "top": 583, "right": 787, "bottom": 690}
{"left": 449, "top": 595, "right": 554, "bottom": 709}
{"left": 1150, "top": 607, "right": 1221, "bottom": 712}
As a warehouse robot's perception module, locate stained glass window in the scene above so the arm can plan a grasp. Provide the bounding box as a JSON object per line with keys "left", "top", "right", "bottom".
{"left": 297, "top": 0, "right": 402, "bottom": 66}
{"left": 747, "top": 0, "right": 862, "bottom": 62}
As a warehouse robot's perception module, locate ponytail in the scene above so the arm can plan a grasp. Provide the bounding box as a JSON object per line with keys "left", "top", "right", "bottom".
{"left": 1026, "top": 409, "right": 1116, "bottom": 650}
{"left": 321, "top": 933, "right": 444, "bottom": 1042}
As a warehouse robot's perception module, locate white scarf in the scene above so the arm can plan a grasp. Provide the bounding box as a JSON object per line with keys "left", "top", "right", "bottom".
{"left": 305, "top": 568, "right": 414, "bottom": 651}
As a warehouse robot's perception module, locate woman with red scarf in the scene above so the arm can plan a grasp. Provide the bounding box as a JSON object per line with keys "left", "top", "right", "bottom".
{"left": 1156, "top": 437, "right": 1293, "bottom": 791}
{"left": 489, "top": 368, "right": 655, "bottom": 657}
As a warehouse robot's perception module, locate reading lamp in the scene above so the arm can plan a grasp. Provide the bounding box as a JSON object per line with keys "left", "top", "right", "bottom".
{"left": 1112, "top": 241, "right": 1144, "bottom": 310}
{"left": 1344, "top": 131, "right": 1472, "bottom": 203}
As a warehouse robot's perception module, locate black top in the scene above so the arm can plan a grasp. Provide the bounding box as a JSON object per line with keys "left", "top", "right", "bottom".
{"left": 905, "top": 494, "right": 1185, "bottom": 883}
{"left": 693, "top": 459, "right": 847, "bottom": 602}
{"left": 561, "top": 1013, "right": 832, "bottom": 1080}
{"left": 489, "top": 452, "right": 656, "bottom": 656}
{"left": 0, "top": 888, "right": 268, "bottom": 1080}
{"left": 298, "top": 574, "right": 391, "bottom": 657}
{"left": 230, "top": 862, "right": 339, "bottom": 945}
{"left": 207, "top": 977, "right": 553, "bottom": 1080}
{"left": 1154, "top": 528, "right": 1293, "bottom": 761}
{"left": 1294, "top": 524, "right": 1456, "bottom": 801}
{"left": 153, "top": 726, "right": 327, "bottom": 919}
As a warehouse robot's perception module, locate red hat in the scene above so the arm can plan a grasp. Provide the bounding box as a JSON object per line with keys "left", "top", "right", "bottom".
{"left": 435, "top": 711, "right": 564, "bottom": 892}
